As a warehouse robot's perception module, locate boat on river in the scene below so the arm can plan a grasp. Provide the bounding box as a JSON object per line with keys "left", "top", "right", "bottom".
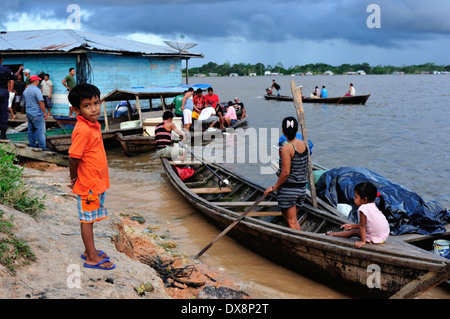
{"left": 160, "top": 157, "right": 450, "bottom": 298}
{"left": 264, "top": 94, "right": 370, "bottom": 105}
{"left": 0, "top": 140, "right": 69, "bottom": 166}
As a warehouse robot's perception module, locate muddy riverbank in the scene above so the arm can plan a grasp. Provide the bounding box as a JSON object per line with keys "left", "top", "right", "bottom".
{"left": 0, "top": 162, "right": 249, "bottom": 299}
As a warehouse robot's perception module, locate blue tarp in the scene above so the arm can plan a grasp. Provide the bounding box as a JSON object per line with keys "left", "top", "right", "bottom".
{"left": 316, "top": 167, "right": 450, "bottom": 235}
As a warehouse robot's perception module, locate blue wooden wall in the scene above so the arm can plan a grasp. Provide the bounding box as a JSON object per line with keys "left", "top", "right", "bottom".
{"left": 4, "top": 53, "right": 182, "bottom": 116}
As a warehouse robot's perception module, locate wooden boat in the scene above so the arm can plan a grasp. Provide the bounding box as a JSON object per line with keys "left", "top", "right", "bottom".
{"left": 160, "top": 157, "right": 450, "bottom": 298}
{"left": 115, "top": 132, "right": 155, "bottom": 156}
{"left": 264, "top": 94, "right": 371, "bottom": 105}
{"left": 45, "top": 126, "right": 143, "bottom": 153}
{"left": 0, "top": 140, "right": 69, "bottom": 166}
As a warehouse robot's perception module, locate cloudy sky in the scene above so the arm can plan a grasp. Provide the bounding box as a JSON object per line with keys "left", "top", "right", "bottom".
{"left": 1, "top": 0, "right": 449, "bottom": 68}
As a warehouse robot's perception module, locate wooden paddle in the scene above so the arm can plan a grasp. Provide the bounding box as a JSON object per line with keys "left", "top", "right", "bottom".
{"left": 194, "top": 193, "right": 269, "bottom": 259}
{"left": 336, "top": 95, "right": 346, "bottom": 104}
{"left": 290, "top": 81, "right": 317, "bottom": 207}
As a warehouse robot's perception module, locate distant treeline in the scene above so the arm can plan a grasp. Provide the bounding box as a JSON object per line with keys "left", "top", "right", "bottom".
{"left": 185, "top": 62, "right": 450, "bottom": 76}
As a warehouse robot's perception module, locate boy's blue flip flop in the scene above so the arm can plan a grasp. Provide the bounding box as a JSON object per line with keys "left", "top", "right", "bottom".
{"left": 80, "top": 250, "right": 109, "bottom": 260}
{"left": 84, "top": 258, "right": 115, "bottom": 270}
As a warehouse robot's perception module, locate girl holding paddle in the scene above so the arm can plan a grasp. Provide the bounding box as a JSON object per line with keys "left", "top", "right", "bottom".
{"left": 264, "top": 117, "right": 309, "bottom": 230}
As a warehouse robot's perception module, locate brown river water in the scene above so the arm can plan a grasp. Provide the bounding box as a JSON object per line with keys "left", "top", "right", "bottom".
{"left": 102, "top": 74, "right": 449, "bottom": 299}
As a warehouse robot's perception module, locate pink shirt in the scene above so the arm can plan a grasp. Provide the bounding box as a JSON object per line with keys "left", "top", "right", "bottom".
{"left": 224, "top": 106, "right": 237, "bottom": 120}
{"left": 359, "top": 202, "right": 390, "bottom": 243}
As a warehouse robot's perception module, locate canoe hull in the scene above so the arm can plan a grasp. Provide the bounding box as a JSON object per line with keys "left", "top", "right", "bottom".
{"left": 115, "top": 133, "right": 156, "bottom": 156}
{"left": 45, "top": 127, "right": 143, "bottom": 153}
{"left": 264, "top": 94, "right": 371, "bottom": 105}
{"left": 160, "top": 158, "right": 450, "bottom": 298}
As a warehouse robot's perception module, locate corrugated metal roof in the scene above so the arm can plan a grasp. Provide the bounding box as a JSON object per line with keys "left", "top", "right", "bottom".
{"left": 0, "top": 29, "right": 203, "bottom": 58}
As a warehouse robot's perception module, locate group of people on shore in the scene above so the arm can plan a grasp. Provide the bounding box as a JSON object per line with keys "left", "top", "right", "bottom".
{"left": 173, "top": 86, "right": 246, "bottom": 131}
{"left": 0, "top": 55, "right": 76, "bottom": 148}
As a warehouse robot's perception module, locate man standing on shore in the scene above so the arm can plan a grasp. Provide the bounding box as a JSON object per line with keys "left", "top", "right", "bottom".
{"left": 0, "top": 55, "right": 22, "bottom": 139}
{"left": 23, "top": 75, "right": 48, "bottom": 150}
{"left": 62, "top": 67, "right": 76, "bottom": 116}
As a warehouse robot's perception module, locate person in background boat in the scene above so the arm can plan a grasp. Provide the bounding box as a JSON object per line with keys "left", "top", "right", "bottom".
{"left": 41, "top": 74, "right": 53, "bottom": 117}
{"left": 270, "top": 80, "right": 281, "bottom": 97}
{"left": 320, "top": 86, "right": 328, "bottom": 98}
{"left": 62, "top": 67, "right": 76, "bottom": 117}
{"left": 326, "top": 182, "right": 389, "bottom": 248}
{"left": 192, "top": 88, "right": 205, "bottom": 120}
{"left": 68, "top": 83, "right": 115, "bottom": 271}
{"left": 114, "top": 100, "right": 136, "bottom": 118}
{"left": 23, "top": 75, "right": 49, "bottom": 150}
{"left": 181, "top": 87, "right": 194, "bottom": 131}
{"left": 264, "top": 117, "right": 308, "bottom": 230}
{"left": 173, "top": 90, "right": 186, "bottom": 118}
{"left": 13, "top": 73, "right": 26, "bottom": 114}
{"left": 223, "top": 101, "right": 237, "bottom": 127}
{"left": 204, "top": 87, "right": 224, "bottom": 129}
{"left": 345, "top": 83, "right": 356, "bottom": 96}
{"left": 233, "top": 97, "right": 246, "bottom": 120}
{"left": 198, "top": 104, "right": 220, "bottom": 130}
{"left": 23, "top": 68, "right": 31, "bottom": 88}
{"left": 155, "top": 110, "right": 186, "bottom": 160}
{"left": 309, "top": 91, "right": 320, "bottom": 98}
{"left": 314, "top": 86, "right": 321, "bottom": 97}
{"left": 0, "top": 56, "right": 22, "bottom": 139}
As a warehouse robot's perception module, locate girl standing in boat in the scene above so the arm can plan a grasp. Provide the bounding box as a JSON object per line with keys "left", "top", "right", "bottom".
{"left": 326, "top": 182, "right": 390, "bottom": 248}
{"left": 264, "top": 117, "right": 308, "bottom": 230}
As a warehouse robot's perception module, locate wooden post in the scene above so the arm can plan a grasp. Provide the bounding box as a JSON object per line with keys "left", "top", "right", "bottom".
{"left": 185, "top": 59, "right": 189, "bottom": 84}
{"left": 102, "top": 100, "right": 109, "bottom": 131}
{"left": 290, "top": 80, "right": 317, "bottom": 208}
{"left": 160, "top": 95, "right": 166, "bottom": 111}
{"left": 135, "top": 95, "right": 143, "bottom": 127}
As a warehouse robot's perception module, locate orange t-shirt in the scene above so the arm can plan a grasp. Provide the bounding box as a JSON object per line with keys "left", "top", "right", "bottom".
{"left": 68, "top": 115, "right": 110, "bottom": 195}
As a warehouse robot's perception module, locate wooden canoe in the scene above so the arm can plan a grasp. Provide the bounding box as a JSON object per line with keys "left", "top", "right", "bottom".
{"left": 264, "top": 94, "right": 371, "bottom": 105}
{"left": 0, "top": 140, "right": 69, "bottom": 166}
{"left": 115, "top": 132, "right": 156, "bottom": 156}
{"left": 45, "top": 127, "right": 143, "bottom": 153}
{"left": 160, "top": 157, "right": 450, "bottom": 298}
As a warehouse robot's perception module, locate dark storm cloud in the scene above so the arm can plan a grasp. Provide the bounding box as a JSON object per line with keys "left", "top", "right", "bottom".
{"left": 2, "top": 0, "right": 449, "bottom": 48}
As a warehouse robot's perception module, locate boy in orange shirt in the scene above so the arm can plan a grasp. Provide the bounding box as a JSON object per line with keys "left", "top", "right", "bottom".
{"left": 68, "top": 83, "right": 115, "bottom": 270}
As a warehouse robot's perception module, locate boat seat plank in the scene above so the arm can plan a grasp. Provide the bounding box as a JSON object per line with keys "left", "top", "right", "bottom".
{"left": 246, "top": 211, "right": 283, "bottom": 217}
{"left": 169, "top": 161, "right": 202, "bottom": 165}
{"left": 212, "top": 201, "right": 278, "bottom": 207}
{"left": 191, "top": 187, "right": 232, "bottom": 194}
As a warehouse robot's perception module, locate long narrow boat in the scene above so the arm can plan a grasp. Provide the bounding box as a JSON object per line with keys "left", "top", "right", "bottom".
{"left": 0, "top": 140, "right": 69, "bottom": 166}
{"left": 45, "top": 126, "right": 143, "bottom": 153}
{"left": 264, "top": 94, "right": 371, "bottom": 105}
{"left": 160, "top": 157, "right": 450, "bottom": 298}
{"left": 115, "top": 132, "right": 156, "bottom": 156}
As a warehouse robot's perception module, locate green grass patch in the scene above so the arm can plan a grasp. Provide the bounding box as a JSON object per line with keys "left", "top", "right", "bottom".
{"left": 0, "top": 144, "right": 45, "bottom": 217}
{"left": 0, "top": 211, "right": 36, "bottom": 275}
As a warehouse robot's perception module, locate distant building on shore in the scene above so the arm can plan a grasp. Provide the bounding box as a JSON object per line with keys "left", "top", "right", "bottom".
{"left": 0, "top": 29, "right": 203, "bottom": 116}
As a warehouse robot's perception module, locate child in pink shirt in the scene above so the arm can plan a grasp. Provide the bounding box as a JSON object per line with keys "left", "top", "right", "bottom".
{"left": 224, "top": 101, "right": 237, "bottom": 127}
{"left": 326, "top": 182, "right": 390, "bottom": 248}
